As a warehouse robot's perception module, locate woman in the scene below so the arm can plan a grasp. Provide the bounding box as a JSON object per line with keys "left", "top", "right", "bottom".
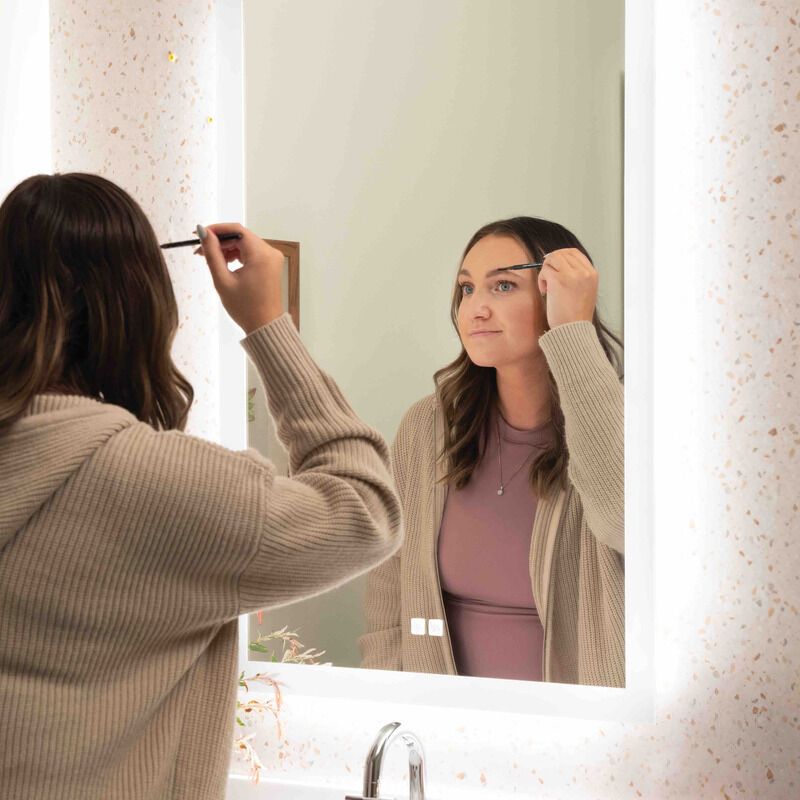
{"left": 360, "top": 216, "right": 624, "bottom": 687}
{"left": 0, "top": 173, "right": 402, "bottom": 799}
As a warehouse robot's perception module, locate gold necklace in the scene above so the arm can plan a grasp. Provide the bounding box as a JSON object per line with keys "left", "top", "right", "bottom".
{"left": 495, "top": 416, "right": 537, "bottom": 496}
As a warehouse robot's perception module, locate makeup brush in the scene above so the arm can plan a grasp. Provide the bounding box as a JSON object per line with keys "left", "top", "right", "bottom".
{"left": 496, "top": 261, "right": 544, "bottom": 272}
{"left": 160, "top": 232, "right": 243, "bottom": 250}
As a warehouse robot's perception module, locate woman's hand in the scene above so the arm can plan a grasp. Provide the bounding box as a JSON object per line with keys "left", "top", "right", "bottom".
{"left": 194, "top": 223, "right": 285, "bottom": 334}
{"left": 537, "top": 247, "right": 599, "bottom": 330}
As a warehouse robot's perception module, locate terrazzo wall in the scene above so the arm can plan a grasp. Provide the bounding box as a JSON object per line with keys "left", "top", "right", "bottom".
{"left": 49, "top": 0, "right": 220, "bottom": 439}
{"left": 43, "top": 0, "right": 799, "bottom": 797}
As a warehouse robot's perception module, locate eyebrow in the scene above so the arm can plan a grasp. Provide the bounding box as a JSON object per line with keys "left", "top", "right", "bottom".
{"left": 458, "top": 267, "right": 517, "bottom": 279}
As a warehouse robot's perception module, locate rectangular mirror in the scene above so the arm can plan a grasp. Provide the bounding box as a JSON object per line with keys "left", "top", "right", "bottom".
{"left": 228, "top": 0, "right": 654, "bottom": 720}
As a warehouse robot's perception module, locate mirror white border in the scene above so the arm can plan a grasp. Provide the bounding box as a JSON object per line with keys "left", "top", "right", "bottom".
{"left": 220, "top": 0, "right": 655, "bottom": 723}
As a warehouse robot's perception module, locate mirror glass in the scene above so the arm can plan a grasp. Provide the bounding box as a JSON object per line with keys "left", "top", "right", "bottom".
{"left": 243, "top": 0, "right": 625, "bottom": 687}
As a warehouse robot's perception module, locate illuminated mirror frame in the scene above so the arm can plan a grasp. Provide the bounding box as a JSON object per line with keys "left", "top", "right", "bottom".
{"left": 218, "top": 0, "right": 655, "bottom": 723}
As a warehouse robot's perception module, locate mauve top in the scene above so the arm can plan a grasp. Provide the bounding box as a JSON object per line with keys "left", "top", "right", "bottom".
{"left": 437, "top": 407, "right": 556, "bottom": 680}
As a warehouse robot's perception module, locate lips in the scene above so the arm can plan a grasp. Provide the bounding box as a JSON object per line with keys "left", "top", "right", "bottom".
{"left": 470, "top": 330, "right": 501, "bottom": 336}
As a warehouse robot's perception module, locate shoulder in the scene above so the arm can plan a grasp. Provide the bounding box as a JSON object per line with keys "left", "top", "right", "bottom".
{"left": 394, "top": 393, "right": 436, "bottom": 448}
{"left": 103, "top": 418, "right": 273, "bottom": 498}
{"left": 74, "top": 416, "right": 266, "bottom": 575}
{"left": 91, "top": 422, "right": 272, "bottom": 557}
{"left": 391, "top": 392, "right": 437, "bottom": 468}
{"left": 400, "top": 393, "right": 437, "bottom": 428}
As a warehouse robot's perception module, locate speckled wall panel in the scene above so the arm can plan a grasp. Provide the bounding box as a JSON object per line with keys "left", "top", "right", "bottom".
{"left": 231, "top": 1, "right": 800, "bottom": 798}
{"left": 49, "top": 0, "right": 220, "bottom": 439}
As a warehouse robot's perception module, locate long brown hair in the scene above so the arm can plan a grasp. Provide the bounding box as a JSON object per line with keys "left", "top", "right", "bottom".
{"left": 0, "top": 173, "right": 193, "bottom": 434}
{"left": 434, "top": 216, "right": 623, "bottom": 499}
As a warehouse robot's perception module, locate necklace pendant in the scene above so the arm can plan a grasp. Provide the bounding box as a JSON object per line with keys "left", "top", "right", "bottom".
{"left": 497, "top": 486, "right": 504, "bottom": 496}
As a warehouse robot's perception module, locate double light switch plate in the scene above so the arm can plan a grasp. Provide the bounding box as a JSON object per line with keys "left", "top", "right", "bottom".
{"left": 410, "top": 617, "right": 444, "bottom": 636}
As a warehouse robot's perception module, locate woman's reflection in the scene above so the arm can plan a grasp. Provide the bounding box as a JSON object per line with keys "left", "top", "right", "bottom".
{"left": 360, "top": 216, "right": 625, "bottom": 687}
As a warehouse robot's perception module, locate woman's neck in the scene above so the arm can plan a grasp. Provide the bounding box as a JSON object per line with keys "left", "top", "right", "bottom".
{"left": 495, "top": 356, "right": 552, "bottom": 430}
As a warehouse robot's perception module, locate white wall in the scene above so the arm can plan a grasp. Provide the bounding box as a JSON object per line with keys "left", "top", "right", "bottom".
{"left": 0, "top": 0, "right": 51, "bottom": 199}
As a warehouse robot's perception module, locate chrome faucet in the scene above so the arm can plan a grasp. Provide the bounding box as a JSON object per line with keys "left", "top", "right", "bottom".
{"left": 345, "top": 721, "right": 426, "bottom": 800}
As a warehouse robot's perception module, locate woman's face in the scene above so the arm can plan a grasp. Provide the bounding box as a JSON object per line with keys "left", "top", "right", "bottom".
{"left": 456, "top": 234, "right": 547, "bottom": 368}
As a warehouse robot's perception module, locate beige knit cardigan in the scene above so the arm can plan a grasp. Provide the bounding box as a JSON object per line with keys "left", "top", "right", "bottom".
{"left": 359, "top": 320, "right": 625, "bottom": 687}
{"left": 0, "top": 313, "right": 402, "bottom": 800}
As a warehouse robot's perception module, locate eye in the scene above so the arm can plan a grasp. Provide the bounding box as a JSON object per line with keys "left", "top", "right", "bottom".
{"left": 458, "top": 283, "right": 474, "bottom": 297}
{"left": 495, "top": 280, "right": 515, "bottom": 292}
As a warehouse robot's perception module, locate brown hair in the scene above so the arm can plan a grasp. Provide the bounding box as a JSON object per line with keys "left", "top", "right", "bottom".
{"left": 434, "top": 216, "right": 623, "bottom": 499}
{"left": 0, "top": 172, "right": 193, "bottom": 434}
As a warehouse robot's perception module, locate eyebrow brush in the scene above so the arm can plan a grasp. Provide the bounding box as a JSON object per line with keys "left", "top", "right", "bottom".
{"left": 497, "top": 261, "right": 544, "bottom": 272}
{"left": 160, "top": 232, "right": 243, "bottom": 250}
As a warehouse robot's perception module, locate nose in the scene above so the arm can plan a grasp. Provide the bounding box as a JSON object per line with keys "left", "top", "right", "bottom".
{"left": 471, "top": 302, "right": 490, "bottom": 320}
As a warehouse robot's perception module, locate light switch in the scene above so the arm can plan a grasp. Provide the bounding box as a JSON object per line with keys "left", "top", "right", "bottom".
{"left": 428, "top": 618, "right": 444, "bottom": 637}
{"left": 410, "top": 617, "right": 426, "bottom": 636}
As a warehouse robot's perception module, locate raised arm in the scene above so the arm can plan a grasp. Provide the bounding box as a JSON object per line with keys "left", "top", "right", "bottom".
{"left": 539, "top": 320, "right": 624, "bottom": 554}
{"left": 236, "top": 313, "right": 405, "bottom": 613}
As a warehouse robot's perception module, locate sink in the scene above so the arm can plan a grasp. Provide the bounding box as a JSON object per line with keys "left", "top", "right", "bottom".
{"left": 227, "top": 773, "right": 437, "bottom": 799}
{"left": 226, "top": 773, "right": 354, "bottom": 799}
{"left": 228, "top": 772, "right": 441, "bottom": 799}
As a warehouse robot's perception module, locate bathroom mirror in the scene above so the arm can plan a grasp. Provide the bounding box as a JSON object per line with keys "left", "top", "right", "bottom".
{"left": 227, "top": 0, "right": 654, "bottom": 718}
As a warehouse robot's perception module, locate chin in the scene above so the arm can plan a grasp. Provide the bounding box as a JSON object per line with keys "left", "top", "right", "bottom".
{"left": 464, "top": 348, "right": 501, "bottom": 369}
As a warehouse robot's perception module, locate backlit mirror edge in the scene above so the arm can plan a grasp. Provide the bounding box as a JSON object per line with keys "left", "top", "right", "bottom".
{"left": 221, "top": 0, "right": 655, "bottom": 724}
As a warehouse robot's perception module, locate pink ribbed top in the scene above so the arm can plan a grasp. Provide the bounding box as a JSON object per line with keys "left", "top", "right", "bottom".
{"left": 437, "top": 407, "right": 556, "bottom": 680}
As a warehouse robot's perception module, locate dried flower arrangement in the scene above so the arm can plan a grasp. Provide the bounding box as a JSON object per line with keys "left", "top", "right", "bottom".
{"left": 232, "top": 626, "right": 329, "bottom": 783}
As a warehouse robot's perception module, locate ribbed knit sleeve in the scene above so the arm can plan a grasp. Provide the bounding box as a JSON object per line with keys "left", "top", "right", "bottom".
{"left": 237, "top": 313, "right": 404, "bottom": 612}
{"left": 538, "top": 321, "right": 624, "bottom": 554}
